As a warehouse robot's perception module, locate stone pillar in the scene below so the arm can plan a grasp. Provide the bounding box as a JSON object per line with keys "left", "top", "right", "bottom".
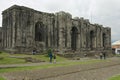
{"left": 93, "top": 25, "right": 97, "bottom": 49}
{"left": 96, "top": 24, "right": 102, "bottom": 49}
{"left": 100, "top": 27, "right": 103, "bottom": 48}
{"left": 66, "top": 14, "right": 72, "bottom": 49}
{"left": 67, "top": 28, "right": 71, "bottom": 49}
{"left": 6, "top": 14, "right": 9, "bottom": 48}
{"left": 96, "top": 24, "right": 98, "bottom": 48}
{"left": 47, "top": 15, "right": 51, "bottom": 48}
{"left": 15, "top": 11, "right": 21, "bottom": 46}
{"left": 105, "top": 27, "right": 111, "bottom": 49}
{"left": 55, "top": 12, "right": 65, "bottom": 51}
{"left": 108, "top": 28, "right": 111, "bottom": 49}
{"left": 52, "top": 16, "right": 56, "bottom": 48}
{"left": 12, "top": 10, "right": 16, "bottom": 48}
{"left": 9, "top": 13, "right": 12, "bottom": 48}
{"left": 80, "top": 18, "right": 86, "bottom": 49}
{"left": 2, "top": 14, "right": 6, "bottom": 48}
{"left": 55, "top": 11, "right": 72, "bottom": 51}
{"left": 80, "top": 18, "right": 84, "bottom": 49}
{"left": 50, "top": 16, "right": 53, "bottom": 48}
{"left": 98, "top": 25, "right": 102, "bottom": 48}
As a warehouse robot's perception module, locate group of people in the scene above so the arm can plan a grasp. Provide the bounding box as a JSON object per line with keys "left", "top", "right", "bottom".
{"left": 100, "top": 52, "right": 106, "bottom": 59}
{"left": 32, "top": 49, "right": 56, "bottom": 63}
{"left": 32, "top": 48, "right": 57, "bottom": 63}
{"left": 32, "top": 48, "right": 106, "bottom": 63}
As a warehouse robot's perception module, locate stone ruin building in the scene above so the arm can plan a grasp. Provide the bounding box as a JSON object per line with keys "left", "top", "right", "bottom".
{"left": 0, "top": 5, "right": 111, "bottom": 57}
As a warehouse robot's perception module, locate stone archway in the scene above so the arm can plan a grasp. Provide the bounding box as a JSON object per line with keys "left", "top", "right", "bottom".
{"left": 34, "top": 22, "right": 45, "bottom": 52}
{"left": 103, "top": 33, "right": 106, "bottom": 48}
{"left": 35, "top": 22, "right": 44, "bottom": 42}
{"left": 71, "top": 27, "right": 78, "bottom": 50}
{"left": 90, "top": 31, "right": 94, "bottom": 49}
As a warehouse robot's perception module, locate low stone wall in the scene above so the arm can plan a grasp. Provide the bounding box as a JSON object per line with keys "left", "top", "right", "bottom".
{"left": 59, "top": 50, "right": 112, "bottom": 58}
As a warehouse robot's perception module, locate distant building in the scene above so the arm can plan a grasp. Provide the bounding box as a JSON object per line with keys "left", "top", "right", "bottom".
{"left": 112, "top": 40, "right": 120, "bottom": 54}
{"left": 0, "top": 5, "right": 111, "bottom": 56}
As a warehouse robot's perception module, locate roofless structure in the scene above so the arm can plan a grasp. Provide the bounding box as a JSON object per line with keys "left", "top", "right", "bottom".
{"left": 0, "top": 5, "right": 111, "bottom": 57}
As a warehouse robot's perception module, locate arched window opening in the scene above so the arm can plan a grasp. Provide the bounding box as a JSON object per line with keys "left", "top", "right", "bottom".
{"left": 90, "top": 31, "right": 94, "bottom": 49}
{"left": 35, "top": 22, "right": 44, "bottom": 42}
{"left": 71, "top": 27, "right": 78, "bottom": 51}
{"left": 103, "top": 33, "right": 106, "bottom": 48}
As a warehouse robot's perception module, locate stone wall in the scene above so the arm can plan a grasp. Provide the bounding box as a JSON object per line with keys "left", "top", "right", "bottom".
{"left": 0, "top": 27, "right": 2, "bottom": 49}
{"left": 1, "top": 5, "right": 111, "bottom": 56}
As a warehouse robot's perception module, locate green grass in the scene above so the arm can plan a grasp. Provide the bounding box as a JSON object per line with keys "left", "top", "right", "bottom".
{"left": 115, "top": 54, "right": 120, "bottom": 57}
{"left": 0, "top": 52, "right": 108, "bottom": 74}
{"left": 0, "top": 57, "right": 26, "bottom": 64}
{"left": 0, "top": 59, "right": 105, "bottom": 73}
{"left": 0, "top": 77, "right": 6, "bottom": 80}
{"left": 0, "top": 52, "right": 27, "bottom": 64}
{"left": 0, "top": 52, "right": 67, "bottom": 64}
{"left": 109, "top": 75, "right": 120, "bottom": 80}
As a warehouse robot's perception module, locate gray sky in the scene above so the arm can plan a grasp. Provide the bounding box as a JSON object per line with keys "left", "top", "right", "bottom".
{"left": 0, "top": 0, "right": 120, "bottom": 42}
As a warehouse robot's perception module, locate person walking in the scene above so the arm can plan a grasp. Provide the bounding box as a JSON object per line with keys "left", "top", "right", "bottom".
{"left": 100, "top": 52, "right": 103, "bottom": 59}
{"left": 53, "top": 53, "right": 56, "bottom": 63}
{"left": 32, "top": 49, "right": 36, "bottom": 55}
{"left": 103, "top": 52, "right": 106, "bottom": 59}
{"left": 49, "top": 50, "right": 53, "bottom": 63}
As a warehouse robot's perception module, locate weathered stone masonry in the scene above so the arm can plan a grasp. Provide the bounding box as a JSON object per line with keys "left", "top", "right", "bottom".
{"left": 1, "top": 5, "right": 111, "bottom": 56}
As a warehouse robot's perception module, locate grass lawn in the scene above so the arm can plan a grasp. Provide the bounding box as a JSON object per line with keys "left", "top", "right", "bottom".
{"left": 0, "top": 52, "right": 109, "bottom": 80}
{"left": 0, "top": 52, "right": 67, "bottom": 64}
{"left": 0, "top": 77, "right": 5, "bottom": 80}
{"left": 0, "top": 52, "right": 109, "bottom": 74}
{"left": 109, "top": 75, "right": 120, "bottom": 80}
{"left": 0, "top": 52, "right": 25, "bottom": 64}
{"left": 0, "top": 59, "right": 106, "bottom": 73}
{"left": 115, "top": 54, "right": 120, "bottom": 57}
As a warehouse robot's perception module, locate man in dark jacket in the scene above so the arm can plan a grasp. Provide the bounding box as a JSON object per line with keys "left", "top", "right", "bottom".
{"left": 49, "top": 50, "right": 53, "bottom": 63}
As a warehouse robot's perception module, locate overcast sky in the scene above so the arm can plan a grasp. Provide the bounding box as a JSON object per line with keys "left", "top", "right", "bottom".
{"left": 0, "top": 0, "right": 120, "bottom": 42}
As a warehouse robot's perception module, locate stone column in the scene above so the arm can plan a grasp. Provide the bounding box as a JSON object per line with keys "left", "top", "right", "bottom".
{"left": 108, "top": 28, "right": 111, "bottom": 49}
{"left": 80, "top": 18, "right": 85, "bottom": 49}
{"left": 55, "top": 11, "right": 67, "bottom": 51}
{"left": 2, "top": 14, "right": 6, "bottom": 48}
{"left": 66, "top": 14, "right": 72, "bottom": 49}
{"left": 67, "top": 29, "right": 71, "bottom": 49}
{"left": 73, "top": 18, "right": 81, "bottom": 50}
{"left": 96, "top": 25, "right": 101, "bottom": 49}
{"left": 47, "top": 15, "right": 51, "bottom": 48}
{"left": 12, "top": 10, "right": 18, "bottom": 48}
{"left": 56, "top": 12, "right": 72, "bottom": 51}
{"left": 16, "top": 11, "right": 21, "bottom": 46}
{"left": 105, "top": 27, "right": 111, "bottom": 49}
{"left": 100, "top": 28, "right": 103, "bottom": 48}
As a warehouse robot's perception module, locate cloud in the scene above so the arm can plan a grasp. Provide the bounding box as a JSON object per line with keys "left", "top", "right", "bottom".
{"left": 90, "top": 0, "right": 120, "bottom": 42}
{"left": 0, "top": 0, "right": 120, "bottom": 42}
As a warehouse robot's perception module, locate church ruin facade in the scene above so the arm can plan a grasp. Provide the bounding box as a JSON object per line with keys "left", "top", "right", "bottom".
{"left": 0, "top": 5, "right": 111, "bottom": 56}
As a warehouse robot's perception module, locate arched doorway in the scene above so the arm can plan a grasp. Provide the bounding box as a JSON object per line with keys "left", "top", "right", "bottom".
{"left": 71, "top": 27, "right": 78, "bottom": 50}
{"left": 103, "top": 33, "right": 106, "bottom": 48}
{"left": 35, "top": 22, "right": 44, "bottom": 42}
{"left": 90, "top": 31, "right": 94, "bottom": 49}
